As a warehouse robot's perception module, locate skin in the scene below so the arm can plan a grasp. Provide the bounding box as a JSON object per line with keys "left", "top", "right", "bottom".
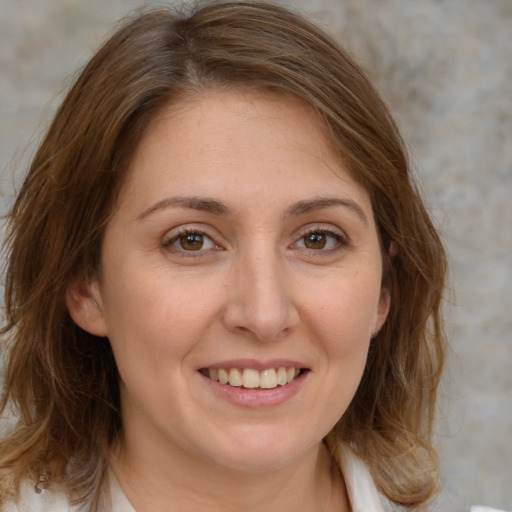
{"left": 67, "top": 89, "right": 390, "bottom": 511}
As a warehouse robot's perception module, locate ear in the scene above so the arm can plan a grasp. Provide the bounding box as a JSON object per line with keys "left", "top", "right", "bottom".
{"left": 371, "top": 287, "right": 391, "bottom": 338}
{"left": 65, "top": 277, "right": 108, "bottom": 337}
{"left": 371, "top": 241, "right": 397, "bottom": 337}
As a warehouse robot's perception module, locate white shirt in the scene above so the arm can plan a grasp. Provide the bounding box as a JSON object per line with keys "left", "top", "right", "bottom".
{"left": 5, "top": 445, "right": 385, "bottom": 511}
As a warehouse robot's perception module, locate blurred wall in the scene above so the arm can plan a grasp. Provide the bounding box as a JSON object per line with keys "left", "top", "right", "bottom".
{"left": 1, "top": 1, "right": 511, "bottom": 510}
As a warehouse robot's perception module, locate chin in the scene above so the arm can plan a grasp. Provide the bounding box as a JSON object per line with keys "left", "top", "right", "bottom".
{"left": 202, "top": 429, "right": 317, "bottom": 474}
{"left": 213, "top": 452, "right": 301, "bottom": 474}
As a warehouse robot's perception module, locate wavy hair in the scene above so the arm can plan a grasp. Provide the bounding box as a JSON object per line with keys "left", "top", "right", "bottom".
{"left": 0, "top": 2, "right": 446, "bottom": 509}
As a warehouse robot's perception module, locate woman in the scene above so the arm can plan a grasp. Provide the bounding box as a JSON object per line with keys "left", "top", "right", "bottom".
{"left": 0, "top": 2, "right": 446, "bottom": 511}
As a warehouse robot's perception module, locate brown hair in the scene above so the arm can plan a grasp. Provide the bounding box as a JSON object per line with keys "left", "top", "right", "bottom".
{"left": 0, "top": 2, "right": 446, "bottom": 509}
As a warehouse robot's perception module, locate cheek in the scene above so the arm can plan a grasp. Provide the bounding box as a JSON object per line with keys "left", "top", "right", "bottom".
{"left": 302, "top": 270, "right": 382, "bottom": 344}
{"left": 102, "top": 270, "right": 223, "bottom": 362}
{"left": 300, "top": 293, "right": 375, "bottom": 435}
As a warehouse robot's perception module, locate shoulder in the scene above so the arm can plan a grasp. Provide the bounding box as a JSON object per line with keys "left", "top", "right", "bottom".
{"left": 2, "top": 480, "right": 74, "bottom": 512}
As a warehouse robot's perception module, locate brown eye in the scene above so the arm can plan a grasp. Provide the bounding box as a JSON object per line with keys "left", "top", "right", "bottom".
{"left": 303, "top": 232, "right": 327, "bottom": 249}
{"left": 294, "top": 228, "right": 346, "bottom": 253}
{"left": 162, "top": 228, "right": 221, "bottom": 257}
{"left": 164, "top": 229, "right": 218, "bottom": 253}
{"left": 179, "top": 233, "right": 205, "bottom": 251}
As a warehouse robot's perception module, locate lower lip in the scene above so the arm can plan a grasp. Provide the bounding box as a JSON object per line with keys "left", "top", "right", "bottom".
{"left": 200, "top": 371, "right": 308, "bottom": 408}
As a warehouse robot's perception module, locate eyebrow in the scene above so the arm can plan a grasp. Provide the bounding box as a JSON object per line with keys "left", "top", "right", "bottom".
{"left": 137, "top": 194, "right": 368, "bottom": 224}
{"left": 137, "top": 196, "right": 231, "bottom": 220}
{"left": 286, "top": 197, "right": 368, "bottom": 225}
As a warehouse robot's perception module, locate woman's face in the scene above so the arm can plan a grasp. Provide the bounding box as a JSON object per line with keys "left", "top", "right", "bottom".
{"left": 70, "top": 90, "right": 389, "bottom": 473}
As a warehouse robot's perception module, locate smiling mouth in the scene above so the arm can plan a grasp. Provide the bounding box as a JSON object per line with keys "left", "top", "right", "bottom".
{"left": 200, "top": 367, "right": 306, "bottom": 390}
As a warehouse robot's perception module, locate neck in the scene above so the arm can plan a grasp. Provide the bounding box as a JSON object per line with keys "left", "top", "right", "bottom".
{"left": 109, "top": 439, "right": 350, "bottom": 512}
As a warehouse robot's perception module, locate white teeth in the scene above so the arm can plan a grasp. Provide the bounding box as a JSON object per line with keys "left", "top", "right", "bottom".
{"left": 242, "top": 369, "right": 260, "bottom": 388}
{"left": 276, "top": 367, "right": 287, "bottom": 386}
{"left": 218, "top": 368, "right": 229, "bottom": 385}
{"left": 206, "top": 367, "right": 302, "bottom": 389}
{"left": 228, "top": 368, "right": 243, "bottom": 387}
{"left": 260, "top": 369, "right": 277, "bottom": 389}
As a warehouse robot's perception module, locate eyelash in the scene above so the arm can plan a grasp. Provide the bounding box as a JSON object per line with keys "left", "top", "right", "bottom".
{"left": 162, "top": 226, "right": 348, "bottom": 256}
{"left": 163, "top": 227, "right": 219, "bottom": 256}
{"left": 293, "top": 227, "right": 348, "bottom": 254}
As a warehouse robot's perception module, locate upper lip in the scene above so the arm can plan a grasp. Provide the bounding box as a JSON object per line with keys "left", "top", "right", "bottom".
{"left": 198, "top": 359, "right": 309, "bottom": 371}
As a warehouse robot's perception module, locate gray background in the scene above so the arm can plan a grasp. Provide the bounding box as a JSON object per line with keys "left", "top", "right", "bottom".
{"left": 1, "top": 1, "right": 511, "bottom": 510}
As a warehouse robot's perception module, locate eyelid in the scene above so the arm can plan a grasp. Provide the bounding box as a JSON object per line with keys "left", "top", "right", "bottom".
{"left": 292, "top": 224, "right": 349, "bottom": 252}
{"left": 162, "top": 225, "right": 223, "bottom": 254}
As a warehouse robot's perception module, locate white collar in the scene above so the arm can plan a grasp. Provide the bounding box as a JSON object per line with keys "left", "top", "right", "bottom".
{"left": 335, "top": 443, "right": 386, "bottom": 512}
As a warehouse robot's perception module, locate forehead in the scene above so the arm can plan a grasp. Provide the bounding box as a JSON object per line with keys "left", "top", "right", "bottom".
{"left": 148, "top": 88, "right": 335, "bottom": 155}
{"left": 119, "top": 88, "right": 372, "bottom": 217}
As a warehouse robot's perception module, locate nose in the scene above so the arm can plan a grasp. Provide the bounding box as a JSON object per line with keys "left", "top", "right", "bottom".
{"left": 221, "top": 251, "right": 299, "bottom": 342}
